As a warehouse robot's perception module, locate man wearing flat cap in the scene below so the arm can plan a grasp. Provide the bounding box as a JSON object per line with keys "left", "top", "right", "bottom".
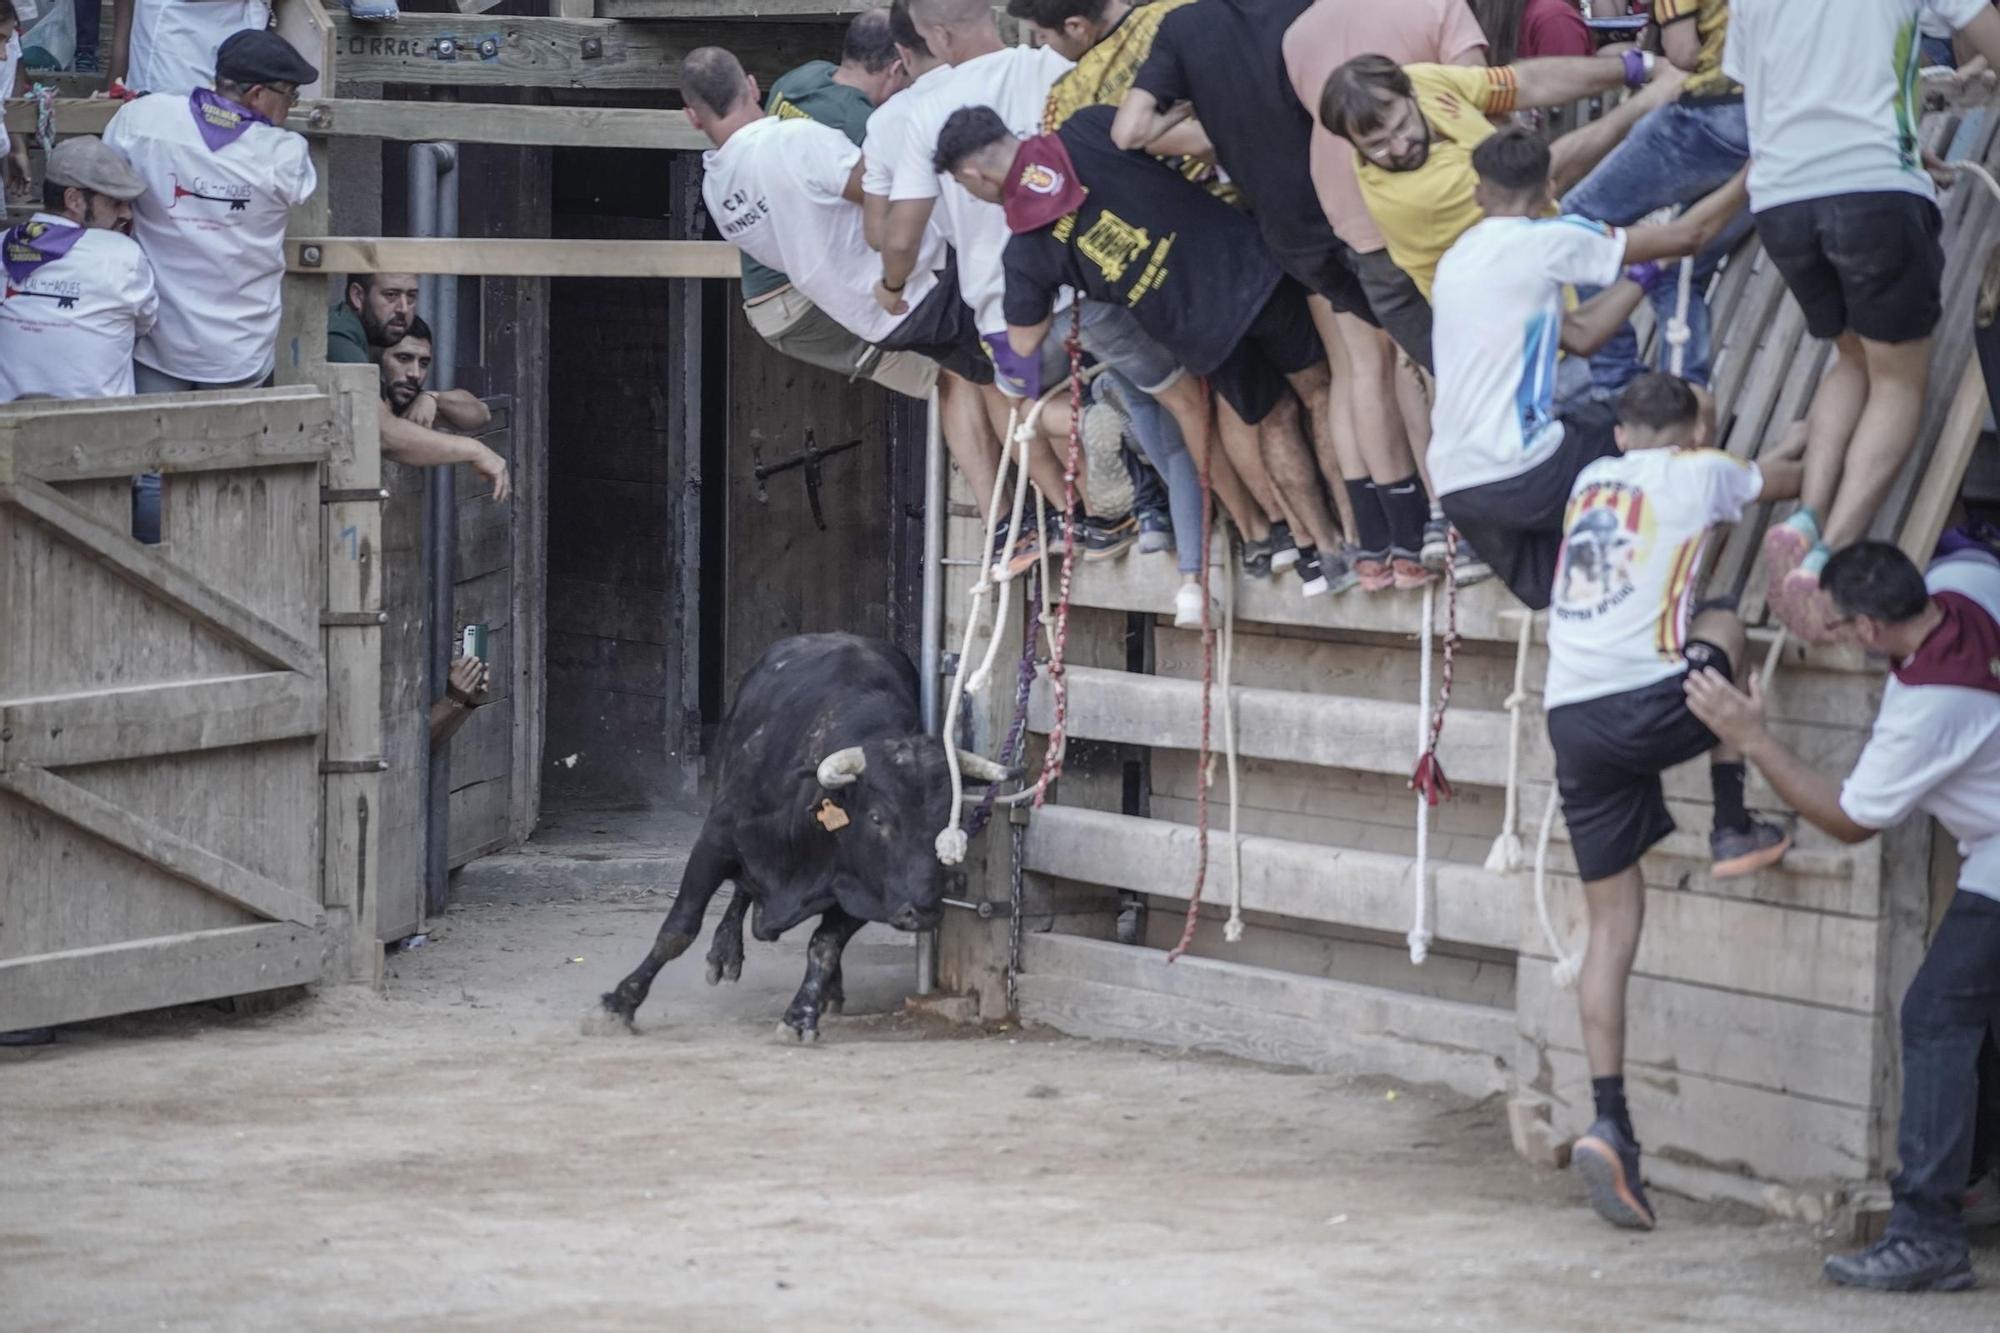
{"left": 104, "top": 29, "right": 318, "bottom": 394}
{"left": 0, "top": 136, "right": 158, "bottom": 403}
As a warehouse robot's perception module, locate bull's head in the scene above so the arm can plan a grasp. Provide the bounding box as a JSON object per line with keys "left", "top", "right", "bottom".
{"left": 811, "top": 738, "right": 1009, "bottom": 931}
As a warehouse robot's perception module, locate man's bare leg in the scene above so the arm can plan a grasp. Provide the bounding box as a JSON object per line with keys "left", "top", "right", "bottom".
{"left": 1269, "top": 375, "right": 1345, "bottom": 554}
{"left": 1156, "top": 376, "right": 1266, "bottom": 541}
{"left": 941, "top": 371, "right": 999, "bottom": 518}
{"left": 1764, "top": 332, "right": 1883, "bottom": 635}
{"left": 1215, "top": 393, "right": 1283, "bottom": 522}
{"left": 1822, "top": 334, "right": 1932, "bottom": 547}
{"left": 980, "top": 383, "right": 1080, "bottom": 524}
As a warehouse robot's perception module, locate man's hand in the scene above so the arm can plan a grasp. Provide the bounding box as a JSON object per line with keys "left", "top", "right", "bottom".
{"left": 1684, "top": 666, "right": 1768, "bottom": 749}
{"left": 405, "top": 390, "right": 440, "bottom": 429}
{"left": 471, "top": 443, "right": 511, "bottom": 503}
{"left": 1922, "top": 148, "right": 1959, "bottom": 192}
{"left": 447, "top": 654, "right": 491, "bottom": 707}
{"left": 874, "top": 278, "right": 909, "bottom": 316}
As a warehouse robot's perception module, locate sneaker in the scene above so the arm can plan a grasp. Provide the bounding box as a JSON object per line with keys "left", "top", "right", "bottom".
{"left": 1419, "top": 514, "right": 1450, "bottom": 571}
{"left": 1965, "top": 1171, "right": 2000, "bottom": 1229}
{"left": 1297, "top": 546, "right": 1331, "bottom": 597}
{"left": 986, "top": 516, "right": 1012, "bottom": 565}
{"left": 1710, "top": 817, "right": 1790, "bottom": 880}
{"left": 1352, "top": 549, "right": 1394, "bottom": 593}
{"left": 1136, "top": 505, "right": 1174, "bottom": 555}
{"left": 996, "top": 526, "right": 1040, "bottom": 581}
{"left": 1572, "top": 1117, "right": 1657, "bottom": 1230}
{"left": 1080, "top": 402, "right": 1136, "bottom": 520}
{"left": 1319, "top": 545, "right": 1360, "bottom": 595}
{"left": 1453, "top": 539, "right": 1495, "bottom": 589}
{"left": 1079, "top": 512, "right": 1138, "bottom": 562}
{"left": 1268, "top": 520, "right": 1300, "bottom": 572}
{"left": 1761, "top": 512, "right": 1818, "bottom": 621}
{"left": 340, "top": 0, "right": 401, "bottom": 19}
{"left": 1823, "top": 1235, "right": 1976, "bottom": 1292}
{"left": 1391, "top": 553, "right": 1434, "bottom": 590}
{"left": 1242, "top": 535, "right": 1275, "bottom": 579}
{"left": 1173, "top": 581, "right": 1209, "bottom": 629}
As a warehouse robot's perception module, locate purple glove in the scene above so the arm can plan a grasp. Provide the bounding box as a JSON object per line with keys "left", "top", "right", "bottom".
{"left": 983, "top": 331, "right": 1043, "bottom": 400}
{"left": 1624, "top": 260, "right": 1670, "bottom": 295}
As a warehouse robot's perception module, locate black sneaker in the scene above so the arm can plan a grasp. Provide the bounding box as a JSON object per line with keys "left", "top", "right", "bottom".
{"left": 1296, "top": 546, "right": 1331, "bottom": 597}
{"left": 1136, "top": 505, "right": 1174, "bottom": 555}
{"left": 1710, "top": 817, "right": 1790, "bottom": 880}
{"left": 1078, "top": 512, "right": 1138, "bottom": 562}
{"left": 1824, "top": 1236, "right": 1976, "bottom": 1292}
{"left": 1241, "top": 534, "right": 1274, "bottom": 579}
{"left": 1572, "top": 1117, "right": 1656, "bottom": 1230}
{"left": 1268, "top": 520, "right": 1300, "bottom": 572}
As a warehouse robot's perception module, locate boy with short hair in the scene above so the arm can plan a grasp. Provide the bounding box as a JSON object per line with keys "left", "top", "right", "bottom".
{"left": 1544, "top": 372, "right": 1800, "bottom": 1230}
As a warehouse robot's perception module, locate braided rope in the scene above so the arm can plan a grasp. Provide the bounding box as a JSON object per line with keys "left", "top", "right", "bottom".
{"left": 1167, "top": 381, "right": 1218, "bottom": 963}
{"left": 1032, "top": 307, "right": 1088, "bottom": 808}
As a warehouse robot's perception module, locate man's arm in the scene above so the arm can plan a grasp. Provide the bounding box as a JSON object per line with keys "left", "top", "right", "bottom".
{"left": 876, "top": 197, "right": 936, "bottom": 312}
{"left": 1148, "top": 116, "right": 1213, "bottom": 162}
{"left": 418, "top": 388, "right": 491, "bottom": 432}
{"left": 1006, "top": 316, "right": 1053, "bottom": 360}
{"left": 1683, "top": 669, "right": 1880, "bottom": 843}
{"left": 1956, "top": 4, "right": 2000, "bottom": 75}
{"left": 842, "top": 158, "right": 866, "bottom": 206}
{"left": 1617, "top": 164, "right": 1748, "bottom": 263}
{"left": 378, "top": 405, "right": 512, "bottom": 502}
{"left": 1657, "top": 9, "right": 1704, "bottom": 72}
{"left": 1560, "top": 279, "right": 1646, "bottom": 355}
{"left": 1111, "top": 89, "right": 1194, "bottom": 152}
{"left": 429, "top": 655, "right": 489, "bottom": 748}
{"left": 1547, "top": 64, "right": 1688, "bottom": 195}
{"left": 863, "top": 191, "right": 890, "bottom": 251}
{"left": 110, "top": 0, "right": 134, "bottom": 84}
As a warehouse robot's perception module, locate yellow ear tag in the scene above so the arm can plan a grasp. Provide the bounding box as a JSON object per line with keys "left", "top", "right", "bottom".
{"left": 816, "top": 799, "right": 850, "bottom": 832}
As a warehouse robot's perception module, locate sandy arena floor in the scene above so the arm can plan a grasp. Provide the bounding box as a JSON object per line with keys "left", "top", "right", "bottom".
{"left": 4, "top": 803, "right": 1998, "bottom": 1332}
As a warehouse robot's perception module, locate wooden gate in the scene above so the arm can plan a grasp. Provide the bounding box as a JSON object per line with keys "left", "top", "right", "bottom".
{"left": 0, "top": 382, "right": 370, "bottom": 1029}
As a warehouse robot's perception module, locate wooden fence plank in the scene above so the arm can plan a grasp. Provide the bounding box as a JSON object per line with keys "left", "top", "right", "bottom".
{"left": 0, "top": 673, "right": 324, "bottom": 769}
{"left": 0, "top": 767, "right": 324, "bottom": 927}
{"left": 0, "top": 476, "right": 321, "bottom": 677}
{"left": 0, "top": 922, "right": 321, "bottom": 1032}
{"left": 0, "top": 388, "right": 337, "bottom": 482}
{"left": 290, "top": 236, "right": 738, "bottom": 278}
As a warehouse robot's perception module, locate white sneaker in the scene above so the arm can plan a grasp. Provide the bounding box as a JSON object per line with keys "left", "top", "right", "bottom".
{"left": 1173, "top": 581, "right": 1208, "bottom": 629}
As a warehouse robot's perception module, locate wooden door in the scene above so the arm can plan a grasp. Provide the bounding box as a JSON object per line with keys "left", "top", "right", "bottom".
{"left": 449, "top": 398, "right": 516, "bottom": 866}
{"left": 0, "top": 389, "right": 337, "bottom": 1029}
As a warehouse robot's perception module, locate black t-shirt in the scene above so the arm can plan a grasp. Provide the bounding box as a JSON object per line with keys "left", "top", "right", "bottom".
{"left": 1001, "top": 106, "right": 1280, "bottom": 376}
{"left": 1131, "top": 0, "right": 1337, "bottom": 263}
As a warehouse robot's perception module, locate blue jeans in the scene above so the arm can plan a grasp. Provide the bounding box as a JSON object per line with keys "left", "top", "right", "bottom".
{"left": 131, "top": 473, "right": 161, "bottom": 545}
{"left": 1561, "top": 98, "right": 1752, "bottom": 392}
{"left": 1097, "top": 369, "right": 1202, "bottom": 575}
{"left": 1888, "top": 889, "right": 2000, "bottom": 1250}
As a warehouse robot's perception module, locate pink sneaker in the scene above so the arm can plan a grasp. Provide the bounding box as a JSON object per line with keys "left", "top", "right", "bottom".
{"left": 1390, "top": 555, "right": 1434, "bottom": 590}
{"left": 1352, "top": 551, "right": 1393, "bottom": 593}
{"left": 1761, "top": 517, "right": 1815, "bottom": 615}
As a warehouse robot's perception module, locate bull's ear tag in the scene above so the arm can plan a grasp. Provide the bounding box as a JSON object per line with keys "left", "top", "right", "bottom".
{"left": 816, "top": 799, "right": 850, "bottom": 832}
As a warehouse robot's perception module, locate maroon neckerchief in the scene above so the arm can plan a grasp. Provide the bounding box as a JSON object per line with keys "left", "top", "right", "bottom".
{"left": 2, "top": 218, "right": 85, "bottom": 285}
{"left": 189, "top": 88, "right": 270, "bottom": 152}
{"left": 1000, "top": 132, "right": 1088, "bottom": 234}
{"left": 1895, "top": 589, "right": 2000, "bottom": 695}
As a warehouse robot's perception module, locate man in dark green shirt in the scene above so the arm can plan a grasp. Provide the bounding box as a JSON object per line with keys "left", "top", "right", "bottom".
{"left": 327, "top": 271, "right": 420, "bottom": 365}
{"left": 739, "top": 10, "right": 937, "bottom": 397}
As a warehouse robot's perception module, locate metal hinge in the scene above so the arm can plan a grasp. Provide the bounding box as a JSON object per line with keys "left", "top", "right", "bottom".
{"left": 321, "top": 610, "right": 388, "bottom": 627}
{"left": 321, "top": 487, "right": 389, "bottom": 505}
{"left": 321, "top": 758, "right": 389, "bottom": 774}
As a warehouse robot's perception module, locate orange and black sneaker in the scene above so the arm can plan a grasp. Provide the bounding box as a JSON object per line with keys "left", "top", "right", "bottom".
{"left": 1573, "top": 1117, "right": 1656, "bottom": 1230}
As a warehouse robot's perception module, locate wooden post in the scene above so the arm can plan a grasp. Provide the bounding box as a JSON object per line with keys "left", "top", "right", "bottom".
{"left": 663, "top": 152, "right": 706, "bottom": 799}
{"left": 278, "top": 141, "right": 333, "bottom": 389}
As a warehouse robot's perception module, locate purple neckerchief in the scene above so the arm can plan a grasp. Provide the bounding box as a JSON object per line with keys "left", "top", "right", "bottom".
{"left": 189, "top": 88, "right": 270, "bottom": 152}
{"left": 2, "top": 218, "right": 85, "bottom": 285}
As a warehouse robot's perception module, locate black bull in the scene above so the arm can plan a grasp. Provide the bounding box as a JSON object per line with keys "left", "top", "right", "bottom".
{"left": 598, "top": 634, "right": 1008, "bottom": 1040}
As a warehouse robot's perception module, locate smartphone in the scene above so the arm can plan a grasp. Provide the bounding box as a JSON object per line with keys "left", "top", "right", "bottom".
{"left": 460, "top": 623, "right": 488, "bottom": 662}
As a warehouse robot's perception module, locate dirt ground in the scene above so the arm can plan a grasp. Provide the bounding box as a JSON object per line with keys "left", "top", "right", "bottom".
{"left": 4, "top": 805, "right": 1998, "bottom": 1332}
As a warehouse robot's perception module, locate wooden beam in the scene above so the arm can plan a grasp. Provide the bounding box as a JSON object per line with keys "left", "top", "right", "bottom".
{"left": 0, "top": 766, "right": 325, "bottom": 927}
{"left": 1898, "top": 355, "right": 1989, "bottom": 565}
{"left": 289, "top": 237, "right": 739, "bottom": 278}
{"left": 0, "top": 476, "right": 322, "bottom": 677}
{"left": 0, "top": 923, "right": 321, "bottom": 1032}
{"left": 273, "top": 0, "right": 339, "bottom": 101}
{"left": 0, "top": 386, "right": 338, "bottom": 482}
{"left": 599, "top": 0, "right": 871, "bottom": 16}
{"left": 326, "top": 13, "right": 844, "bottom": 89}
{"left": 0, "top": 672, "right": 325, "bottom": 769}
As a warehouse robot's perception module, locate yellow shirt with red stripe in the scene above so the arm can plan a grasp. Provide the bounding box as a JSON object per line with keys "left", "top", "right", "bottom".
{"left": 1652, "top": 0, "right": 1741, "bottom": 102}
{"left": 1543, "top": 446, "right": 1764, "bottom": 709}
{"left": 1352, "top": 62, "right": 1519, "bottom": 300}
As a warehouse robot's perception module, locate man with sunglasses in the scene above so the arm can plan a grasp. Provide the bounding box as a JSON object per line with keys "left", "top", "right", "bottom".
{"left": 105, "top": 30, "right": 317, "bottom": 394}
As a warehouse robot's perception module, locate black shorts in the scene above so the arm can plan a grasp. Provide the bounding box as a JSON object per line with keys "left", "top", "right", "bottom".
{"left": 1208, "top": 279, "right": 1324, "bottom": 425}
{"left": 1351, "top": 247, "right": 1433, "bottom": 372}
{"left": 1754, "top": 190, "right": 1944, "bottom": 344}
{"left": 1437, "top": 401, "right": 1620, "bottom": 610}
{"left": 875, "top": 250, "right": 995, "bottom": 385}
{"left": 1547, "top": 645, "right": 1731, "bottom": 882}
{"left": 1268, "top": 236, "right": 1377, "bottom": 325}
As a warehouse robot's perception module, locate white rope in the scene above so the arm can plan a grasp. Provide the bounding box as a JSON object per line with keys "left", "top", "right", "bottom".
{"left": 1218, "top": 537, "right": 1245, "bottom": 943}
{"left": 1532, "top": 785, "right": 1584, "bottom": 989}
{"left": 1409, "top": 583, "right": 1435, "bottom": 965}
{"left": 1666, "top": 256, "right": 1694, "bottom": 378}
{"left": 1948, "top": 159, "right": 2000, "bottom": 208}
{"left": 1484, "top": 610, "right": 1535, "bottom": 874}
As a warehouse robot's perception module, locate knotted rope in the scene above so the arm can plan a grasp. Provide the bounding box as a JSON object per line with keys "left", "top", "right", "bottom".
{"left": 1031, "top": 306, "right": 1088, "bottom": 809}
{"left": 1406, "top": 527, "right": 1459, "bottom": 965}
{"left": 1484, "top": 607, "right": 1535, "bottom": 873}
{"left": 1167, "top": 382, "right": 1219, "bottom": 963}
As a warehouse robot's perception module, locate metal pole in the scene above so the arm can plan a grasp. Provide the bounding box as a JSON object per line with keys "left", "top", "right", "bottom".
{"left": 915, "top": 388, "right": 945, "bottom": 996}
{"left": 413, "top": 142, "right": 460, "bottom": 923}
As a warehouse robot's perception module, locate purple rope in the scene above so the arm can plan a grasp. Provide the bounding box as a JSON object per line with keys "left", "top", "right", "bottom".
{"left": 965, "top": 577, "right": 1043, "bottom": 840}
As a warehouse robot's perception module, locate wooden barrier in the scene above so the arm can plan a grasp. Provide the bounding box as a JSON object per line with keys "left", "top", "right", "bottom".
{"left": 287, "top": 237, "right": 739, "bottom": 278}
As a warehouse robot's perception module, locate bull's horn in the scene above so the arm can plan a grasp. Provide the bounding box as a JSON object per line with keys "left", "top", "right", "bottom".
{"left": 816, "top": 747, "right": 868, "bottom": 789}
{"left": 956, "top": 750, "right": 1013, "bottom": 784}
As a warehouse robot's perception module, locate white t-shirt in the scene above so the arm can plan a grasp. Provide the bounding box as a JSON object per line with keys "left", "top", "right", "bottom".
{"left": 704, "top": 116, "right": 942, "bottom": 346}
{"left": 883, "top": 45, "right": 1072, "bottom": 335}
{"left": 1544, "top": 448, "right": 1764, "bottom": 708}
{"left": 105, "top": 91, "right": 315, "bottom": 384}
{"left": 0, "top": 35, "right": 21, "bottom": 159}
{"left": 860, "top": 62, "right": 954, "bottom": 201}
{"left": 126, "top": 0, "right": 272, "bottom": 96}
{"left": 0, "top": 215, "right": 159, "bottom": 400}
{"left": 1723, "top": 0, "right": 1988, "bottom": 211}
{"left": 1840, "top": 553, "right": 2000, "bottom": 902}
{"left": 1428, "top": 214, "right": 1627, "bottom": 496}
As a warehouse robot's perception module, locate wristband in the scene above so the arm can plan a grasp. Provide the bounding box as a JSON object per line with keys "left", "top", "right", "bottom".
{"left": 881, "top": 276, "right": 906, "bottom": 293}
{"left": 1621, "top": 49, "right": 1654, "bottom": 89}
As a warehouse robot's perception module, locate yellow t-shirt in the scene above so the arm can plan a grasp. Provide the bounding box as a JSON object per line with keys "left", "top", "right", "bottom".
{"left": 1353, "top": 62, "right": 1519, "bottom": 301}
{"left": 1652, "top": 0, "right": 1741, "bottom": 102}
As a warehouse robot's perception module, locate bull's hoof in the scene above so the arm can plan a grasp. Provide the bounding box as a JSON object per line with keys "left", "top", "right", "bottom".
{"left": 705, "top": 958, "right": 724, "bottom": 986}
{"left": 580, "top": 1000, "right": 638, "bottom": 1038}
{"left": 824, "top": 996, "right": 844, "bottom": 1016}
{"left": 772, "top": 1019, "right": 821, "bottom": 1044}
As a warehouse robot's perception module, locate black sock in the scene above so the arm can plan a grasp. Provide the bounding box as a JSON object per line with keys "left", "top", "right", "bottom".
{"left": 1592, "top": 1075, "right": 1634, "bottom": 1140}
{"left": 1380, "top": 473, "right": 1430, "bottom": 557}
{"left": 1345, "top": 479, "right": 1391, "bottom": 554}
{"left": 1711, "top": 761, "right": 1750, "bottom": 833}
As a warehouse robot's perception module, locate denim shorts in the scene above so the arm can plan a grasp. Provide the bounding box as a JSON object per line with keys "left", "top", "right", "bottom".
{"left": 1000, "top": 300, "right": 1184, "bottom": 399}
{"left": 1754, "top": 190, "right": 1945, "bottom": 344}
